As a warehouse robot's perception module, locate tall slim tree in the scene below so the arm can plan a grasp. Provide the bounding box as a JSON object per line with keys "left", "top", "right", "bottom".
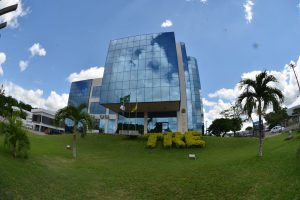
{"left": 238, "top": 71, "right": 284, "bottom": 158}
{"left": 55, "top": 104, "right": 92, "bottom": 159}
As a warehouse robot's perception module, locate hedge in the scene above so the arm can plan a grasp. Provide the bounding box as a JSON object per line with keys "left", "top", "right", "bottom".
{"left": 163, "top": 132, "right": 173, "bottom": 148}
{"left": 173, "top": 132, "right": 186, "bottom": 148}
{"left": 185, "top": 132, "right": 205, "bottom": 148}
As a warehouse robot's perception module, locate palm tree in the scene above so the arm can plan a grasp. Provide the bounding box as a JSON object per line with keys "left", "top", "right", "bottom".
{"left": 55, "top": 104, "right": 93, "bottom": 159}
{"left": 238, "top": 71, "right": 284, "bottom": 158}
{"left": 0, "top": 114, "right": 30, "bottom": 158}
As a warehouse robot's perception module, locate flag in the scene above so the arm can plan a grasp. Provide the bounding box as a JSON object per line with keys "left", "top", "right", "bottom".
{"left": 120, "top": 104, "right": 125, "bottom": 111}
{"left": 131, "top": 103, "right": 138, "bottom": 113}
{"left": 120, "top": 95, "right": 130, "bottom": 103}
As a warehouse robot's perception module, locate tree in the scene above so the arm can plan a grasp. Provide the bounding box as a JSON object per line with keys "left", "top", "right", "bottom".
{"left": 245, "top": 126, "right": 253, "bottom": 131}
{"left": 292, "top": 107, "right": 300, "bottom": 116}
{"left": 208, "top": 118, "right": 231, "bottom": 137}
{"left": 0, "top": 84, "right": 6, "bottom": 116}
{"left": 230, "top": 118, "right": 243, "bottom": 136}
{"left": 0, "top": 114, "right": 30, "bottom": 158}
{"left": 220, "top": 102, "right": 243, "bottom": 136}
{"left": 238, "top": 71, "right": 284, "bottom": 158}
{"left": 264, "top": 107, "right": 288, "bottom": 129}
{"left": 55, "top": 104, "right": 93, "bottom": 159}
{"left": 220, "top": 102, "right": 243, "bottom": 119}
{"left": 18, "top": 101, "right": 32, "bottom": 112}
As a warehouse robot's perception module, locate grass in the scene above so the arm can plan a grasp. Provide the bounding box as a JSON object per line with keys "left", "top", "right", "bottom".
{"left": 0, "top": 132, "right": 299, "bottom": 200}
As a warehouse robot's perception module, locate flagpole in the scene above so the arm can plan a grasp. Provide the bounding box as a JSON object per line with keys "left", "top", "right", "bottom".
{"left": 121, "top": 104, "right": 124, "bottom": 134}
{"left": 127, "top": 94, "right": 131, "bottom": 134}
{"left": 134, "top": 96, "right": 137, "bottom": 133}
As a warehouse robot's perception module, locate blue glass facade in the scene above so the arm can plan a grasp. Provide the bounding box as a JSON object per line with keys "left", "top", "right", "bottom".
{"left": 100, "top": 32, "right": 180, "bottom": 104}
{"left": 89, "top": 102, "right": 106, "bottom": 115}
{"left": 68, "top": 80, "right": 105, "bottom": 114}
{"left": 188, "top": 57, "right": 204, "bottom": 131}
{"left": 91, "top": 86, "right": 101, "bottom": 98}
{"left": 68, "top": 79, "right": 92, "bottom": 109}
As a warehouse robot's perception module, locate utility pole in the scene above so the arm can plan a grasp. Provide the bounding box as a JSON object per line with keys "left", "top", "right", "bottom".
{"left": 289, "top": 63, "right": 300, "bottom": 96}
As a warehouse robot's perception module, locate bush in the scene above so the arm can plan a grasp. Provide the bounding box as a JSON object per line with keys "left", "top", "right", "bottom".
{"left": 185, "top": 132, "right": 205, "bottom": 148}
{"left": 146, "top": 134, "right": 157, "bottom": 148}
{"left": 146, "top": 133, "right": 163, "bottom": 148}
{"left": 163, "top": 133, "right": 173, "bottom": 148}
{"left": 173, "top": 132, "right": 186, "bottom": 148}
{"left": 1, "top": 117, "right": 30, "bottom": 158}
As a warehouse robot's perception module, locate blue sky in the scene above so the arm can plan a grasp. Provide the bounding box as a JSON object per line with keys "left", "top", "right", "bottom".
{"left": 1, "top": 0, "right": 300, "bottom": 126}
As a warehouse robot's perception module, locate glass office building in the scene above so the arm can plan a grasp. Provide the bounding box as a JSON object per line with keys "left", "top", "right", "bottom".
{"left": 68, "top": 78, "right": 118, "bottom": 133}
{"left": 100, "top": 32, "right": 180, "bottom": 105}
{"left": 68, "top": 32, "right": 204, "bottom": 134}
{"left": 99, "top": 32, "right": 204, "bottom": 133}
{"left": 188, "top": 57, "right": 204, "bottom": 131}
{"left": 68, "top": 79, "right": 92, "bottom": 111}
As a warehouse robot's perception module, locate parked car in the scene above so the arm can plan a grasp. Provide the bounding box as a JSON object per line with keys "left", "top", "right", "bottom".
{"left": 270, "top": 126, "right": 285, "bottom": 133}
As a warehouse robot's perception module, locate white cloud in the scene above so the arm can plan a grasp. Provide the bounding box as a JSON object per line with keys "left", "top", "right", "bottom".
{"left": 203, "top": 98, "right": 216, "bottom": 107}
{"left": 204, "top": 99, "right": 231, "bottom": 127}
{"left": 204, "top": 56, "right": 300, "bottom": 130}
{"left": 19, "top": 60, "right": 29, "bottom": 72}
{"left": 2, "top": 81, "right": 69, "bottom": 111}
{"left": 200, "top": 0, "right": 208, "bottom": 3}
{"left": 0, "top": 52, "right": 6, "bottom": 76}
{"left": 161, "top": 19, "right": 173, "bottom": 28}
{"left": 67, "top": 66, "right": 105, "bottom": 83}
{"left": 29, "top": 43, "right": 47, "bottom": 57}
{"left": 298, "top": 2, "right": 300, "bottom": 10}
{"left": 18, "top": 43, "right": 47, "bottom": 72}
{"left": 244, "top": 0, "right": 254, "bottom": 23}
{"left": 208, "top": 88, "right": 239, "bottom": 101}
{"left": 0, "top": 0, "right": 29, "bottom": 28}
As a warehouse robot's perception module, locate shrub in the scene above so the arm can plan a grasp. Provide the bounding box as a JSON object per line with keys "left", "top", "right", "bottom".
{"left": 163, "top": 132, "right": 173, "bottom": 148}
{"left": 146, "top": 133, "right": 163, "bottom": 148}
{"left": 146, "top": 134, "right": 158, "bottom": 148}
{"left": 173, "top": 132, "right": 186, "bottom": 148}
{"left": 185, "top": 132, "right": 205, "bottom": 148}
{"left": 1, "top": 117, "right": 30, "bottom": 158}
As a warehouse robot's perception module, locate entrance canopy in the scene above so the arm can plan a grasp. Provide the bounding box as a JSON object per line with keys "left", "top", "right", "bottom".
{"left": 101, "top": 101, "right": 180, "bottom": 114}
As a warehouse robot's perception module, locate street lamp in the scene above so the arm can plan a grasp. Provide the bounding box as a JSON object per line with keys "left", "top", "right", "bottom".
{"left": 0, "top": 22, "right": 6, "bottom": 29}
{"left": 289, "top": 63, "right": 300, "bottom": 96}
{"left": 0, "top": 3, "right": 18, "bottom": 30}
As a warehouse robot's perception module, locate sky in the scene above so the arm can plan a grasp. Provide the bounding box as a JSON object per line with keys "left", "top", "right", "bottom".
{"left": 1, "top": 0, "right": 300, "bottom": 128}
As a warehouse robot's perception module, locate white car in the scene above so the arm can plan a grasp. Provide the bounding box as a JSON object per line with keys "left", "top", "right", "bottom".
{"left": 270, "top": 126, "right": 284, "bottom": 133}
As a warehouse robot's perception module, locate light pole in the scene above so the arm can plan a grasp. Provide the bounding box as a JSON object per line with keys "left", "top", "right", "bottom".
{"left": 289, "top": 63, "right": 300, "bottom": 96}
{"left": 0, "top": 3, "right": 18, "bottom": 30}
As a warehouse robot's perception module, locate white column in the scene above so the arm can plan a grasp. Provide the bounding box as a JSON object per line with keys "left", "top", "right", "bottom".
{"left": 144, "top": 112, "right": 148, "bottom": 134}
{"left": 105, "top": 109, "right": 109, "bottom": 133}
{"left": 176, "top": 43, "right": 188, "bottom": 133}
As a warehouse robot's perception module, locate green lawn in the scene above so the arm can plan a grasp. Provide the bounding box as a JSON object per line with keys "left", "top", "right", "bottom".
{"left": 0, "top": 132, "right": 299, "bottom": 200}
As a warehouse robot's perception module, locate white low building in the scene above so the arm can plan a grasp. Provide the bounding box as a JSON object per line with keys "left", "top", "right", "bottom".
{"left": 31, "top": 108, "right": 64, "bottom": 134}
